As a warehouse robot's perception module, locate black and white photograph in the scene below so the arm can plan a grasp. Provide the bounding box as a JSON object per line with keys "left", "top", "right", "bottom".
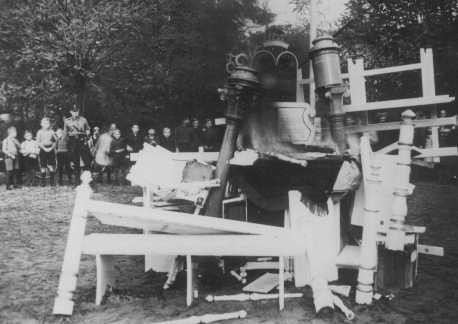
{"left": 0, "top": 0, "right": 457, "bottom": 323}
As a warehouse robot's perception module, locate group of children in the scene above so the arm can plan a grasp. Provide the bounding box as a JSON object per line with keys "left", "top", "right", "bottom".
{"left": 2, "top": 118, "right": 76, "bottom": 189}
{"left": 2, "top": 114, "right": 224, "bottom": 190}
{"left": 1, "top": 118, "right": 130, "bottom": 190}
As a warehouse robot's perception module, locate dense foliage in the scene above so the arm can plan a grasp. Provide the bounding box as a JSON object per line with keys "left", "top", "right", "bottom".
{"left": 0, "top": 0, "right": 274, "bottom": 129}
{"left": 292, "top": 0, "right": 457, "bottom": 114}
{"left": 335, "top": 0, "right": 458, "bottom": 107}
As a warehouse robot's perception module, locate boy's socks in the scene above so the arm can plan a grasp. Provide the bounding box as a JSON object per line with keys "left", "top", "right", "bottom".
{"left": 6, "top": 171, "right": 13, "bottom": 189}
{"left": 13, "top": 170, "right": 21, "bottom": 188}
{"left": 40, "top": 172, "right": 46, "bottom": 186}
{"left": 50, "top": 172, "right": 56, "bottom": 186}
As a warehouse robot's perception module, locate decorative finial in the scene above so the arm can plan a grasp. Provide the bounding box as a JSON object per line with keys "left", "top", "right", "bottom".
{"left": 402, "top": 109, "right": 416, "bottom": 120}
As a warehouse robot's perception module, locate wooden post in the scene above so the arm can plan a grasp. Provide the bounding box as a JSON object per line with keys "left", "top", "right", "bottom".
{"left": 420, "top": 48, "right": 439, "bottom": 163}
{"left": 95, "top": 255, "right": 116, "bottom": 305}
{"left": 356, "top": 136, "right": 382, "bottom": 304}
{"left": 386, "top": 110, "right": 415, "bottom": 251}
{"left": 348, "top": 57, "right": 368, "bottom": 125}
{"left": 309, "top": 0, "right": 317, "bottom": 115}
{"left": 278, "top": 256, "right": 285, "bottom": 310}
{"left": 143, "top": 185, "right": 155, "bottom": 272}
{"left": 186, "top": 255, "right": 192, "bottom": 306}
{"left": 297, "top": 67, "right": 305, "bottom": 102}
{"left": 53, "top": 171, "right": 93, "bottom": 315}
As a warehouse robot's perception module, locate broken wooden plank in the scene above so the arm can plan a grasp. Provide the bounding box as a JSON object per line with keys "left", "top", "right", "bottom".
{"left": 87, "top": 200, "right": 285, "bottom": 235}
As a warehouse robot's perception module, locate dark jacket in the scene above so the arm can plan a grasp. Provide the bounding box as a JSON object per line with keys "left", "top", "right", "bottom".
{"left": 110, "top": 137, "right": 126, "bottom": 155}
{"left": 126, "top": 131, "right": 143, "bottom": 153}
{"left": 200, "top": 126, "right": 219, "bottom": 151}
{"left": 110, "top": 137, "right": 126, "bottom": 166}
{"left": 159, "top": 135, "right": 176, "bottom": 152}
{"left": 189, "top": 127, "right": 202, "bottom": 151}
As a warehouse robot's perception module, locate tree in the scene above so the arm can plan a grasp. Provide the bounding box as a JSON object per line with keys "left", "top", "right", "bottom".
{"left": 335, "top": 0, "right": 458, "bottom": 106}
{"left": 0, "top": 0, "right": 274, "bottom": 129}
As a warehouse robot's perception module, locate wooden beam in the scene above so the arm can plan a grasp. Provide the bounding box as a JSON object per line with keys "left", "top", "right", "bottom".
{"left": 417, "top": 244, "right": 444, "bottom": 257}
{"left": 346, "top": 116, "right": 457, "bottom": 134}
{"left": 171, "top": 152, "right": 219, "bottom": 162}
{"left": 363, "top": 63, "right": 421, "bottom": 76}
{"left": 376, "top": 142, "right": 398, "bottom": 155}
{"left": 186, "top": 255, "right": 192, "bottom": 306}
{"left": 343, "top": 95, "right": 454, "bottom": 113}
{"left": 82, "top": 233, "right": 306, "bottom": 256}
{"left": 300, "top": 63, "right": 422, "bottom": 85}
{"left": 87, "top": 200, "right": 286, "bottom": 235}
{"left": 413, "top": 147, "right": 458, "bottom": 159}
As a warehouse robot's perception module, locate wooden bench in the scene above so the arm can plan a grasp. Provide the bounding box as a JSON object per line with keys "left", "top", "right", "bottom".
{"left": 52, "top": 172, "right": 308, "bottom": 315}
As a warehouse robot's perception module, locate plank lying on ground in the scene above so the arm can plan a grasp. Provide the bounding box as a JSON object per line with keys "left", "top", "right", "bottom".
{"left": 82, "top": 234, "right": 306, "bottom": 256}
{"left": 343, "top": 95, "right": 454, "bottom": 113}
{"left": 346, "top": 116, "right": 457, "bottom": 134}
{"left": 87, "top": 200, "right": 285, "bottom": 235}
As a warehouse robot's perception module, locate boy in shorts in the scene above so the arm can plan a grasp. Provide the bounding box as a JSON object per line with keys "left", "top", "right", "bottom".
{"left": 36, "top": 117, "right": 57, "bottom": 186}
{"left": 2, "top": 126, "right": 21, "bottom": 189}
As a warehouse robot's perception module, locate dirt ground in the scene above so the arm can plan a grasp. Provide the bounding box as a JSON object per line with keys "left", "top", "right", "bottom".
{"left": 0, "top": 179, "right": 457, "bottom": 324}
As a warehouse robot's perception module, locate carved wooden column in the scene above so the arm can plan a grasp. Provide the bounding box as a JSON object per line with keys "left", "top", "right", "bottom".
{"left": 205, "top": 66, "right": 261, "bottom": 218}
{"left": 377, "top": 110, "right": 418, "bottom": 290}
{"left": 386, "top": 110, "right": 415, "bottom": 251}
{"left": 356, "top": 136, "right": 382, "bottom": 304}
{"left": 53, "top": 171, "right": 93, "bottom": 315}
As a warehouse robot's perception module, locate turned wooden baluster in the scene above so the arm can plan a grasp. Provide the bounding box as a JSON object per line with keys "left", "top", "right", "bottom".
{"left": 356, "top": 135, "right": 382, "bottom": 304}
{"left": 386, "top": 110, "right": 415, "bottom": 251}
{"left": 53, "top": 171, "right": 93, "bottom": 315}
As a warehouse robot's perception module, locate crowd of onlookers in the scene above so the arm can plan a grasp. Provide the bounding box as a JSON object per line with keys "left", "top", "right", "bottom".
{"left": 2, "top": 106, "right": 457, "bottom": 190}
{"left": 1, "top": 108, "right": 222, "bottom": 190}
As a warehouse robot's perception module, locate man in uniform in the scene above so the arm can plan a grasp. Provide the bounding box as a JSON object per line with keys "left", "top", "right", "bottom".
{"left": 64, "top": 105, "right": 91, "bottom": 182}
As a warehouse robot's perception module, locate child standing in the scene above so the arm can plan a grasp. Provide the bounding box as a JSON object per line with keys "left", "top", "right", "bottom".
{"left": 55, "top": 128, "right": 73, "bottom": 185}
{"left": 2, "top": 126, "right": 21, "bottom": 189}
{"left": 109, "top": 129, "right": 126, "bottom": 185}
{"left": 94, "top": 127, "right": 113, "bottom": 183}
{"left": 36, "top": 117, "right": 57, "bottom": 186}
{"left": 20, "top": 130, "right": 40, "bottom": 186}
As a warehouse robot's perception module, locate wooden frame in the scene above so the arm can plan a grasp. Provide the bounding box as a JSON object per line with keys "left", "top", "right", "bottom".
{"left": 53, "top": 172, "right": 310, "bottom": 315}
{"left": 284, "top": 47, "right": 455, "bottom": 151}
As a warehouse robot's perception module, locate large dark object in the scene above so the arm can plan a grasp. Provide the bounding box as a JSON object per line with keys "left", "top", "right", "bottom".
{"left": 205, "top": 66, "right": 262, "bottom": 217}
{"left": 310, "top": 36, "right": 347, "bottom": 154}
{"left": 310, "top": 36, "right": 342, "bottom": 89}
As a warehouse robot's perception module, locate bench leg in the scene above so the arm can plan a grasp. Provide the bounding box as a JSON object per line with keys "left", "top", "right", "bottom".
{"left": 164, "top": 256, "right": 182, "bottom": 290}
{"left": 279, "top": 256, "right": 285, "bottom": 311}
{"left": 186, "top": 255, "right": 192, "bottom": 306}
{"left": 96, "top": 255, "right": 116, "bottom": 305}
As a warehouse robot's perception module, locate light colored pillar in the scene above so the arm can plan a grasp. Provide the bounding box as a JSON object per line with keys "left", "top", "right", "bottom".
{"left": 53, "top": 172, "right": 93, "bottom": 315}
{"left": 386, "top": 110, "right": 415, "bottom": 251}
{"left": 356, "top": 136, "right": 382, "bottom": 304}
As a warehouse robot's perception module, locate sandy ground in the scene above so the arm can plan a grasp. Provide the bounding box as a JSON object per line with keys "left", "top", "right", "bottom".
{"left": 0, "top": 180, "right": 457, "bottom": 324}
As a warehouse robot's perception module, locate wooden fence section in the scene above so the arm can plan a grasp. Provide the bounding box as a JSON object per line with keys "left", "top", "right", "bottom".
{"left": 296, "top": 48, "right": 455, "bottom": 157}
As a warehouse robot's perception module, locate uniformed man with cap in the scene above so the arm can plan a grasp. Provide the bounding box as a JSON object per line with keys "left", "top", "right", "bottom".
{"left": 63, "top": 105, "right": 91, "bottom": 181}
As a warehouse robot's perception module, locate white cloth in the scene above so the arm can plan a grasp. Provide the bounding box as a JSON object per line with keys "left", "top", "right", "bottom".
{"left": 127, "top": 143, "right": 186, "bottom": 187}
